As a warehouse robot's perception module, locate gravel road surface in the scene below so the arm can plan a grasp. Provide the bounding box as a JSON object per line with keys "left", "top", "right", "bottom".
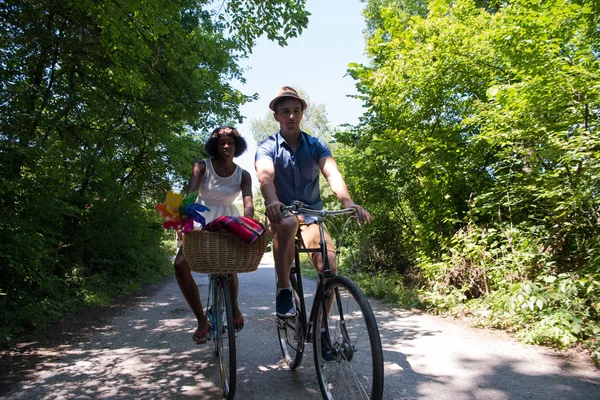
{"left": 1, "top": 253, "right": 599, "bottom": 399}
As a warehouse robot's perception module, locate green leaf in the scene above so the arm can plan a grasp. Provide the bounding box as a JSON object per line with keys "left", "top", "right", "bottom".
{"left": 486, "top": 86, "right": 499, "bottom": 99}
{"left": 535, "top": 299, "right": 544, "bottom": 310}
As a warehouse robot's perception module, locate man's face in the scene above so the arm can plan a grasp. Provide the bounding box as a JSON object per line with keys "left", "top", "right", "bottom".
{"left": 274, "top": 98, "right": 303, "bottom": 135}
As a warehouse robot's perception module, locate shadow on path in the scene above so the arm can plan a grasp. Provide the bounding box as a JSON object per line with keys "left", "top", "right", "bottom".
{"left": 1, "top": 259, "right": 599, "bottom": 400}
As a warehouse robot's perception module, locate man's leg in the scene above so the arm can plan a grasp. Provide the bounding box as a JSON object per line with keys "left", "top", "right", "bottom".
{"left": 299, "top": 222, "right": 336, "bottom": 275}
{"left": 267, "top": 215, "right": 299, "bottom": 317}
{"left": 299, "top": 223, "right": 337, "bottom": 314}
{"left": 299, "top": 222, "right": 337, "bottom": 360}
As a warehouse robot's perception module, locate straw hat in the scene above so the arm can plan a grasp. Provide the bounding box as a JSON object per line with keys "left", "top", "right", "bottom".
{"left": 268, "top": 86, "right": 308, "bottom": 112}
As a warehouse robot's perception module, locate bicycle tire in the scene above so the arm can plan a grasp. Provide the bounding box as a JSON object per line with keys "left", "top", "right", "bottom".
{"left": 276, "top": 274, "right": 305, "bottom": 369}
{"left": 313, "top": 276, "right": 384, "bottom": 400}
{"left": 216, "top": 278, "right": 237, "bottom": 399}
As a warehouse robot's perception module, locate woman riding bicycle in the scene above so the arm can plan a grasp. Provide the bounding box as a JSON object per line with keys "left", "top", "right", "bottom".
{"left": 174, "top": 126, "right": 254, "bottom": 344}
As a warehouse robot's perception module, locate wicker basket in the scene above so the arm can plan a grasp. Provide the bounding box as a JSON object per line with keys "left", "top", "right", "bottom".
{"left": 183, "top": 230, "right": 267, "bottom": 274}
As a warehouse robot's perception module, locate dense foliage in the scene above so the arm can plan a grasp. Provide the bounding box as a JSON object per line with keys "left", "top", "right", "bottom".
{"left": 0, "top": 0, "right": 309, "bottom": 345}
{"left": 339, "top": 0, "right": 600, "bottom": 358}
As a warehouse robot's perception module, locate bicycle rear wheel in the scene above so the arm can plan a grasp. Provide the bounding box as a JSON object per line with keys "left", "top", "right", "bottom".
{"left": 313, "top": 276, "right": 384, "bottom": 400}
{"left": 276, "top": 274, "right": 305, "bottom": 369}
{"left": 215, "top": 277, "right": 236, "bottom": 399}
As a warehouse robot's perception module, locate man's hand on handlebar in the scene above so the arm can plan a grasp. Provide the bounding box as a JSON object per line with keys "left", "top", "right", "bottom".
{"left": 270, "top": 200, "right": 371, "bottom": 225}
{"left": 346, "top": 203, "right": 372, "bottom": 225}
{"left": 266, "top": 200, "right": 285, "bottom": 224}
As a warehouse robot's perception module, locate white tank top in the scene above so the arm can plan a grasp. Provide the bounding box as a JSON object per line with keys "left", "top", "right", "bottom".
{"left": 195, "top": 158, "right": 242, "bottom": 224}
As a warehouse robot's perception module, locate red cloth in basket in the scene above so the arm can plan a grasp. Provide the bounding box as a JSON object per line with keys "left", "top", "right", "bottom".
{"left": 204, "top": 216, "right": 265, "bottom": 244}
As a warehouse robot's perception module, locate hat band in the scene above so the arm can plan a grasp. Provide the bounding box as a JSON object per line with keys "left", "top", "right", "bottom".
{"left": 279, "top": 91, "right": 299, "bottom": 98}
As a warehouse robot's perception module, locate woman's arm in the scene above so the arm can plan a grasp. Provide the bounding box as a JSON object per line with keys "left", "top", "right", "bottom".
{"left": 188, "top": 160, "right": 206, "bottom": 193}
{"left": 177, "top": 160, "right": 206, "bottom": 241}
{"left": 241, "top": 169, "right": 254, "bottom": 218}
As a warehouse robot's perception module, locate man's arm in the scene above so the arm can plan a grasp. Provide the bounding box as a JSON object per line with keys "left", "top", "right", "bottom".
{"left": 319, "top": 156, "right": 372, "bottom": 224}
{"left": 255, "top": 159, "right": 284, "bottom": 224}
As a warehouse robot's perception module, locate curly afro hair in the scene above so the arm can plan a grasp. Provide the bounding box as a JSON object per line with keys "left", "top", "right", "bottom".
{"left": 204, "top": 126, "right": 248, "bottom": 158}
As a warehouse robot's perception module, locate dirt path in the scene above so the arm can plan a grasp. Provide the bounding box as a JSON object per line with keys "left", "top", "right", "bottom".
{"left": 1, "top": 253, "right": 599, "bottom": 399}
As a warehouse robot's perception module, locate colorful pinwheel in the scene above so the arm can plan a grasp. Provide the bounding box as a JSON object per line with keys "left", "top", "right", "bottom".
{"left": 156, "top": 190, "right": 210, "bottom": 233}
{"left": 155, "top": 203, "right": 178, "bottom": 221}
{"left": 164, "top": 191, "right": 183, "bottom": 214}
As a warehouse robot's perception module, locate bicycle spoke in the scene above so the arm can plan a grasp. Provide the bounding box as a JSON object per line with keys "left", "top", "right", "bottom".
{"left": 314, "top": 276, "right": 384, "bottom": 400}
{"left": 277, "top": 275, "right": 304, "bottom": 369}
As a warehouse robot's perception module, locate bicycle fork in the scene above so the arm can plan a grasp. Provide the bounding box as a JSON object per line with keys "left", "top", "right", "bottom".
{"left": 312, "top": 282, "right": 356, "bottom": 363}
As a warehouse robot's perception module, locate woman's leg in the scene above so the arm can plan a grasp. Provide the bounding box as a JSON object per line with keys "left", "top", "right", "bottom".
{"left": 228, "top": 273, "right": 244, "bottom": 331}
{"left": 174, "top": 248, "right": 208, "bottom": 341}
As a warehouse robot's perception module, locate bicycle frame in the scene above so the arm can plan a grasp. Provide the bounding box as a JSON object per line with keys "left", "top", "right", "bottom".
{"left": 278, "top": 201, "right": 385, "bottom": 399}
{"left": 284, "top": 202, "right": 356, "bottom": 349}
{"left": 205, "top": 273, "right": 225, "bottom": 337}
{"left": 206, "top": 274, "right": 215, "bottom": 327}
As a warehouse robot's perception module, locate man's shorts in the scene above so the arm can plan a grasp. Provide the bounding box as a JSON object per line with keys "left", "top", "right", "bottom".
{"left": 266, "top": 213, "right": 336, "bottom": 256}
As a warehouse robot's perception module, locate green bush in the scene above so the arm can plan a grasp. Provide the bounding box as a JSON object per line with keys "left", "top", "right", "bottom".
{"left": 0, "top": 198, "right": 174, "bottom": 347}
{"left": 417, "top": 220, "right": 600, "bottom": 359}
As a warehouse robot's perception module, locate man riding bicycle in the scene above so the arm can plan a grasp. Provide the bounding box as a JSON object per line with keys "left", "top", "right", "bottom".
{"left": 254, "top": 86, "right": 372, "bottom": 325}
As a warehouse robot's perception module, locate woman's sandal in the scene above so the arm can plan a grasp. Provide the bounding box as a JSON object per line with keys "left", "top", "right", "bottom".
{"left": 192, "top": 326, "right": 208, "bottom": 344}
{"left": 233, "top": 313, "right": 244, "bottom": 333}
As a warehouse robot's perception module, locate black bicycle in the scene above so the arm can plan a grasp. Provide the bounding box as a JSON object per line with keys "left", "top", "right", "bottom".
{"left": 276, "top": 201, "right": 384, "bottom": 400}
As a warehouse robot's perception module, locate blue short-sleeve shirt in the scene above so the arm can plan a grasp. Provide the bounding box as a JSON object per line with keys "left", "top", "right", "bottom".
{"left": 255, "top": 130, "right": 332, "bottom": 218}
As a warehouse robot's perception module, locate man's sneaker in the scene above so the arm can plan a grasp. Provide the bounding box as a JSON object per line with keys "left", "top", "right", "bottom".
{"left": 276, "top": 289, "right": 296, "bottom": 318}
{"left": 321, "top": 332, "right": 334, "bottom": 362}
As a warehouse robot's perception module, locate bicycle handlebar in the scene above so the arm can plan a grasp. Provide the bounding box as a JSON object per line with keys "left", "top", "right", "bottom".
{"left": 281, "top": 200, "right": 357, "bottom": 218}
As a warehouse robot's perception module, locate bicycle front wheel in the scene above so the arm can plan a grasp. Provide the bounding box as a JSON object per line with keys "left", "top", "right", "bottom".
{"left": 277, "top": 274, "right": 304, "bottom": 369}
{"left": 313, "top": 276, "right": 384, "bottom": 400}
{"left": 215, "top": 277, "right": 236, "bottom": 400}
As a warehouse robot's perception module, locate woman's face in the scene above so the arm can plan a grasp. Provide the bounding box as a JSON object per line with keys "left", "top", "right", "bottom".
{"left": 217, "top": 135, "right": 235, "bottom": 159}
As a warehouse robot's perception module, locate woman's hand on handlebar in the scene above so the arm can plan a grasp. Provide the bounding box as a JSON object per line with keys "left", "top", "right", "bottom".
{"left": 266, "top": 200, "right": 285, "bottom": 224}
